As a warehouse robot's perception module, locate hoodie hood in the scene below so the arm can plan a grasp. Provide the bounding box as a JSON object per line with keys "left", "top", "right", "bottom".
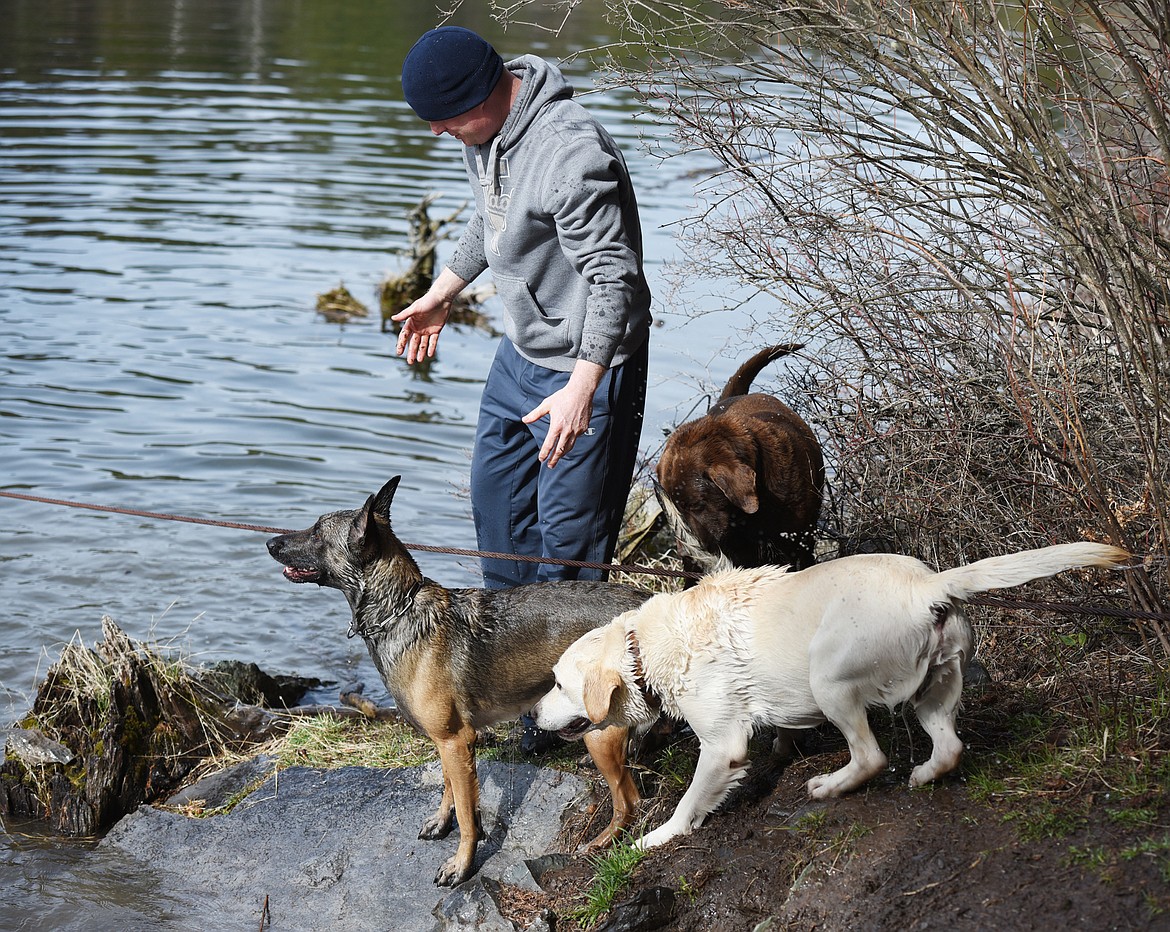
{"left": 497, "top": 56, "right": 573, "bottom": 150}
{"left": 474, "top": 56, "right": 572, "bottom": 201}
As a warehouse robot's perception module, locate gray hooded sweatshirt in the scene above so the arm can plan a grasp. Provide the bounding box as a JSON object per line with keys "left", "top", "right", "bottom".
{"left": 446, "top": 55, "right": 652, "bottom": 373}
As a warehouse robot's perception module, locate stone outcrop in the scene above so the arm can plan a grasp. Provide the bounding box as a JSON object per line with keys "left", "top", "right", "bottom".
{"left": 99, "top": 760, "right": 585, "bottom": 930}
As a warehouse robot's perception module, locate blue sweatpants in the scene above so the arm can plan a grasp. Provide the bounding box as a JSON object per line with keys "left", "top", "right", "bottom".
{"left": 471, "top": 336, "right": 648, "bottom": 589}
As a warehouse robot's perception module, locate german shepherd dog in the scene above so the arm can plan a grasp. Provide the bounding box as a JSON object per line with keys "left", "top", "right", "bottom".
{"left": 266, "top": 476, "right": 650, "bottom": 886}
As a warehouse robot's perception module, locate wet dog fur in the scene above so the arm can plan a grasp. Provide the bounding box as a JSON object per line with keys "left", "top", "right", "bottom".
{"left": 266, "top": 476, "right": 650, "bottom": 886}
{"left": 657, "top": 344, "right": 824, "bottom": 579}
{"left": 532, "top": 542, "right": 1129, "bottom": 850}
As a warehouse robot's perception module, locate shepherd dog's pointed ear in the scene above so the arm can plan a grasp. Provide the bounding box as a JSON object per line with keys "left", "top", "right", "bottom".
{"left": 351, "top": 476, "right": 401, "bottom": 551}
{"left": 372, "top": 476, "right": 401, "bottom": 521}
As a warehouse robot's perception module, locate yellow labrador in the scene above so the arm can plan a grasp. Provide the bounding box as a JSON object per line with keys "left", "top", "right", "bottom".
{"left": 532, "top": 543, "right": 1128, "bottom": 849}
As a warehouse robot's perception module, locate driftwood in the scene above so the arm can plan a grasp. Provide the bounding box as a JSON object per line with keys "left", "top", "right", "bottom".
{"left": 0, "top": 619, "right": 325, "bottom": 836}
{"left": 377, "top": 195, "right": 497, "bottom": 338}
{"left": 339, "top": 682, "right": 402, "bottom": 723}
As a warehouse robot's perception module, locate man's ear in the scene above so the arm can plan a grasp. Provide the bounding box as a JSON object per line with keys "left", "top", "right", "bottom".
{"left": 583, "top": 669, "right": 622, "bottom": 725}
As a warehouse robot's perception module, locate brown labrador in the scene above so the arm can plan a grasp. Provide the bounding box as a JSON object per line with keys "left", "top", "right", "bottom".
{"left": 657, "top": 344, "right": 824, "bottom": 580}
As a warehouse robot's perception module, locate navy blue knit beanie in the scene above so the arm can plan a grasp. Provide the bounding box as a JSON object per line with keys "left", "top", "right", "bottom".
{"left": 402, "top": 26, "right": 505, "bottom": 122}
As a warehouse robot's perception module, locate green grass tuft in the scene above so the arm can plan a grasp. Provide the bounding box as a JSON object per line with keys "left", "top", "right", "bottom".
{"left": 271, "top": 715, "right": 436, "bottom": 770}
{"left": 568, "top": 837, "right": 649, "bottom": 929}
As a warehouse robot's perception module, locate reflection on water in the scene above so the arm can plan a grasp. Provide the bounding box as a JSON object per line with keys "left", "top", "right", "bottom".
{"left": 0, "top": 0, "right": 751, "bottom": 922}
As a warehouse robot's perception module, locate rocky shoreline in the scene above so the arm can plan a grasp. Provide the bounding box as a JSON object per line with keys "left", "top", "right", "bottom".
{"left": 6, "top": 618, "right": 1166, "bottom": 932}
{"left": 0, "top": 618, "right": 632, "bottom": 931}
{"left": 102, "top": 758, "right": 587, "bottom": 931}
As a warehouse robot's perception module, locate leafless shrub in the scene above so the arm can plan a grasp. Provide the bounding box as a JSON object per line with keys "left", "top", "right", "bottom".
{"left": 464, "top": 0, "right": 1169, "bottom": 649}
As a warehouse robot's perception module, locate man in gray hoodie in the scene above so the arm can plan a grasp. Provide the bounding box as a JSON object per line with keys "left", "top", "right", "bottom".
{"left": 395, "top": 26, "right": 652, "bottom": 592}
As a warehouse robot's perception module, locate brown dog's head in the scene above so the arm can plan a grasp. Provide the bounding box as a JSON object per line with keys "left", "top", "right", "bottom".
{"left": 657, "top": 393, "right": 824, "bottom": 573}
{"left": 657, "top": 422, "right": 761, "bottom": 555}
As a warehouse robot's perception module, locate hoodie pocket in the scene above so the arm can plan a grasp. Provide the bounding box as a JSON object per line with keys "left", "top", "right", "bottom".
{"left": 494, "top": 274, "right": 572, "bottom": 355}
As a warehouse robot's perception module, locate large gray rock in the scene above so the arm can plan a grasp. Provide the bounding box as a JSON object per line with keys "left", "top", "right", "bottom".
{"left": 91, "top": 761, "right": 585, "bottom": 931}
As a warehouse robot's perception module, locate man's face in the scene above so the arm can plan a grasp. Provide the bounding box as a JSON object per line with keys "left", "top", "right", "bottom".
{"left": 428, "top": 101, "right": 500, "bottom": 147}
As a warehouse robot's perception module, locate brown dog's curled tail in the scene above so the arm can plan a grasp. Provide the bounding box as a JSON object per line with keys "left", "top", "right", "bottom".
{"left": 719, "top": 343, "right": 804, "bottom": 401}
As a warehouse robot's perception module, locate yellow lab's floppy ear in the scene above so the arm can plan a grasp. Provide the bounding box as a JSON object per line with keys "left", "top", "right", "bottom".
{"left": 583, "top": 669, "right": 622, "bottom": 725}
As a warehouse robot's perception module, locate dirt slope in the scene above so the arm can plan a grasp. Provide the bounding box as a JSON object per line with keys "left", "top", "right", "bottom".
{"left": 518, "top": 685, "right": 1169, "bottom": 931}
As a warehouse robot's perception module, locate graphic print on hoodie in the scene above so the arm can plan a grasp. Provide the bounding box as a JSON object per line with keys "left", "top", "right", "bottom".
{"left": 484, "top": 156, "right": 510, "bottom": 255}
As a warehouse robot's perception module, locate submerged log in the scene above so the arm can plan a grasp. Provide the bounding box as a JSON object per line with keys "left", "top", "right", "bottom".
{"left": 0, "top": 617, "right": 319, "bottom": 836}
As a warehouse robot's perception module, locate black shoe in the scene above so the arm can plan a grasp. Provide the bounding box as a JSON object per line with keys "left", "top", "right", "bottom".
{"left": 520, "top": 713, "right": 563, "bottom": 755}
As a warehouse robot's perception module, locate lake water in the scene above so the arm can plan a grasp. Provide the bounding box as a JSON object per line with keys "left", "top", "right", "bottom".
{"left": 0, "top": 0, "right": 771, "bottom": 921}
